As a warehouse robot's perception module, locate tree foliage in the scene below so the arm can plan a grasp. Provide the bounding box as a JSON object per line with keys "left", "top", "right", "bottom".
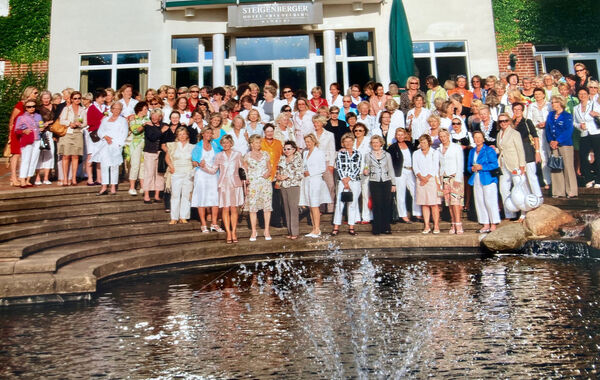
{"left": 493, "top": 0, "right": 600, "bottom": 51}
{"left": 0, "top": 0, "right": 51, "bottom": 63}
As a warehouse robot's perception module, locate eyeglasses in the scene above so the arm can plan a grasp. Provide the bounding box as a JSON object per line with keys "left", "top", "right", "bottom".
{"left": 354, "top": 129, "right": 365, "bottom": 133}
{"left": 25, "top": 105, "right": 36, "bottom": 109}
{"left": 190, "top": 90, "right": 199, "bottom": 93}
{"left": 72, "top": 97, "right": 81, "bottom": 100}
{"left": 283, "top": 109, "right": 292, "bottom": 112}
{"left": 331, "top": 112, "right": 339, "bottom": 115}
{"left": 451, "top": 122, "right": 461, "bottom": 125}
{"left": 283, "top": 147, "right": 294, "bottom": 151}
{"left": 343, "top": 100, "right": 352, "bottom": 103}
{"left": 498, "top": 119, "right": 509, "bottom": 123}
{"left": 575, "top": 69, "right": 584, "bottom": 73}
{"left": 283, "top": 90, "right": 292, "bottom": 93}
{"left": 178, "top": 92, "right": 186, "bottom": 95}
{"left": 409, "top": 82, "right": 418, "bottom": 85}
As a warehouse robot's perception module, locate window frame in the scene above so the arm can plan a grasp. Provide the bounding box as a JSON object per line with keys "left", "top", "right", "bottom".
{"left": 534, "top": 46, "right": 600, "bottom": 78}
{"left": 79, "top": 51, "right": 150, "bottom": 92}
{"left": 412, "top": 40, "right": 470, "bottom": 85}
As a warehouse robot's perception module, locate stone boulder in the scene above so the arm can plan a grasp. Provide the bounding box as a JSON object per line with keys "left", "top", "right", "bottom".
{"left": 591, "top": 218, "right": 600, "bottom": 250}
{"left": 482, "top": 223, "right": 529, "bottom": 252}
{"left": 523, "top": 204, "right": 575, "bottom": 237}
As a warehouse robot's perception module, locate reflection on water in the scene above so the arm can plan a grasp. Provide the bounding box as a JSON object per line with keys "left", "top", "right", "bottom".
{"left": 1, "top": 254, "right": 600, "bottom": 378}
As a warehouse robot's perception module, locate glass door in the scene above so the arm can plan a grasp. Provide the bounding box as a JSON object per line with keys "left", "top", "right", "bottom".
{"left": 278, "top": 66, "right": 307, "bottom": 92}
{"left": 236, "top": 64, "right": 272, "bottom": 86}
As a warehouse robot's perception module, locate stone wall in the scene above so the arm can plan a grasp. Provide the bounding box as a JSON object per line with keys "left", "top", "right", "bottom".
{"left": 497, "top": 42, "right": 539, "bottom": 81}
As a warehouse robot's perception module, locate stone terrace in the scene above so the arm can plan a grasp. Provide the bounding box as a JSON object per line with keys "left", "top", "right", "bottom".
{"left": 0, "top": 184, "right": 597, "bottom": 305}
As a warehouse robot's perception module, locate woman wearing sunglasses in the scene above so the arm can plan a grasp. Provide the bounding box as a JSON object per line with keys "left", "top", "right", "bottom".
{"left": 58, "top": 91, "right": 87, "bottom": 186}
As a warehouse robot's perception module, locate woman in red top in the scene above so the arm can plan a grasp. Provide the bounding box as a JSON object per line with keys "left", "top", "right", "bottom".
{"left": 308, "top": 86, "right": 328, "bottom": 113}
{"left": 7, "top": 87, "right": 39, "bottom": 186}
{"left": 448, "top": 75, "right": 474, "bottom": 107}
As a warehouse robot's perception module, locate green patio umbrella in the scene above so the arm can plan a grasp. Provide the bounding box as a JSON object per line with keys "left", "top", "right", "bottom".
{"left": 389, "top": 0, "right": 414, "bottom": 85}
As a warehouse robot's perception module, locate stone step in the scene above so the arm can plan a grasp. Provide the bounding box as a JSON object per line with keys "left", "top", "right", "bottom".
{"left": 0, "top": 232, "right": 482, "bottom": 299}
{"left": 0, "top": 191, "right": 148, "bottom": 213}
{"left": 0, "top": 184, "right": 109, "bottom": 200}
{"left": 0, "top": 209, "right": 168, "bottom": 244}
{"left": 0, "top": 199, "right": 163, "bottom": 226}
{"left": 0, "top": 220, "right": 201, "bottom": 260}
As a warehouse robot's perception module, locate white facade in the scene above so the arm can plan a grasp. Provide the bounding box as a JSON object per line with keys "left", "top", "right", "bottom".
{"left": 47, "top": 0, "right": 499, "bottom": 93}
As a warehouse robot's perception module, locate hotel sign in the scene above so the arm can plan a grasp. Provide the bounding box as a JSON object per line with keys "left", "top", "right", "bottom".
{"left": 228, "top": 2, "right": 323, "bottom": 27}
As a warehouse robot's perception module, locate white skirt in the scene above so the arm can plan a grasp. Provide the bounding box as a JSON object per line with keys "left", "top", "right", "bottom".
{"left": 84, "top": 129, "right": 102, "bottom": 156}
{"left": 37, "top": 131, "right": 55, "bottom": 169}
{"left": 299, "top": 175, "right": 332, "bottom": 208}
{"left": 191, "top": 168, "right": 219, "bottom": 207}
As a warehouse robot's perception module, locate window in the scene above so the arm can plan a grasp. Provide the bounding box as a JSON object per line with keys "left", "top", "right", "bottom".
{"left": 79, "top": 52, "right": 149, "bottom": 94}
{"left": 413, "top": 41, "right": 469, "bottom": 91}
{"left": 0, "top": 0, "right": 8, "bottom": 17}
{"left": 534, "top": 46, "right": 600, "bottom": 79}
{"left": 171, "top": 37, "right": 232, "bottom": 88}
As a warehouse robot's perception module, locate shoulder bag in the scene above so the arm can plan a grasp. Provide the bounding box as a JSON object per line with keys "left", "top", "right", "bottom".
{"left": 548, "top": 150, "right": 564, "bottom": 172}
{"left": 49, "top": 119, "right": 68, "bottom": 137}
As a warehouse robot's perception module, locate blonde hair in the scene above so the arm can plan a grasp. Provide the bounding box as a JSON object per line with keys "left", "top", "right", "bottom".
{"left": 311, "top": 86, "right": 323, "bottom": 96}
{"left": 246, "top": 109, "right": 261, "bottom": 122}
{"left": 21, "top": 86, "right": 38, "bottom": 101}
{"left": 312, "top": 114, "right": 328, "bottom": 126}
{"left": 303, "top": 133, "right": 319, "bottom": 147}
{"left": 370, "top": 134, "right": 385, "bottom": 146}
{"left": 427, "top": 114, "right": 441, "bottom": 125}
{"left": 248, "top": 134, "right": 262, "bottom": 145}
{"left": 551, "top": 95, "right": 567, "bottom": 109}
{"left": 405, "top": 76, "right": 419, "bottom": 89}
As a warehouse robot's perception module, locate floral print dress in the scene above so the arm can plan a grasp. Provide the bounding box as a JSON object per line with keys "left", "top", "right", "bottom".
{"left": 244, "top": 151, "right": 273, "bottom": 212}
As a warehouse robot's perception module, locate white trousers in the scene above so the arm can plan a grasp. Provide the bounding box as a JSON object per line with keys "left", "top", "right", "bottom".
{"left": 101, "top": 165, "right": 120, "bottom": 185}
{"left": 19, "top": 141, "right": 41, "bottom": 178}
{"left": 128, "top": 143, "right": 145, "bottom": 181}
{"left": 473, "top": 174, "right": 501, "bottom": 224}
{"left": 537, "top": 128, "right": 552, "bottom": 186}
{"left": 394, "top": 168, "right": 422, "bottom": 218}
{"left": 333, "top": 180, "right": 362, "bottom": 226}
{"left": 171, "top": 172, "right": 193, "bottom": 220}
{"left": 358, "top": 176, "right": 373, "bottom": 222}
{"left": 525, "top": 161, "right": 542, "bottom": 198}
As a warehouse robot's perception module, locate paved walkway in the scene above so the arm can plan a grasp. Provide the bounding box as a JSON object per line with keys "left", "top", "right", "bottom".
{"left": 0, "top": 168, "right": 597, "bottom": 305}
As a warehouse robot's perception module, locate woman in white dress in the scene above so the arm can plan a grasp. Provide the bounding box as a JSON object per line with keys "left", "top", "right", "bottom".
{"left": 292, "top": 97, "right": 315, "bottom": 149}
{"left": 92, "top": 102, "right": 129, "bottom": 195}
{"left": 299, "top": 133, "right": 332, "bottom": 238}
{"left": 229, "top": 115, "right": 249, "bottom": 155}
{"left": 192, "top": 127, "right": 222, "bottom": 233}
{"left": 406, "top": 94, "right": 432, "bottom": 145}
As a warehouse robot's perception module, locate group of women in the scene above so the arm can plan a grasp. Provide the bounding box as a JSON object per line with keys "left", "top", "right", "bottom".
{"left": 5, "top": 63, "right": 598, "bottom": 241}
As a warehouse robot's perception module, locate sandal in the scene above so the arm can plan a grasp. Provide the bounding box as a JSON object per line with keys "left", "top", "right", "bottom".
{"left": 226, "top": 239, "right": 233, "bottom": 244}
{"left": 290, "top": 236, "right": 298, "bottom": 240}
{"left": 331, "top": 228, "right": 339, "bottom": 236}
{"left": 348, "top": 229, "right": 357, "bottom": 236}
{"left": 232, "top": 236, "right": 239, "bottom": 243}
{"left": 422, "top": 228, "right": 431, "bottom": 234}
{"left": 449, "top": 223, "right": 456, "bottom": 234}
{"left": 455, "top": 222, "right": 464, "bottom": 234}
{"left": 201, "top": 225, "right": 209, "bottom": 233}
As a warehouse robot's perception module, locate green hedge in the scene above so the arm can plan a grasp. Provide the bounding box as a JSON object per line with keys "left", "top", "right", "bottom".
{"left": 493, "top": 0, "right": 600, "bottom": 51}
{"left": 0, "top": 0, "right": 51, "bottom": 63}
{"left": 0, "top": 70, "right": 48, "bottom": 148}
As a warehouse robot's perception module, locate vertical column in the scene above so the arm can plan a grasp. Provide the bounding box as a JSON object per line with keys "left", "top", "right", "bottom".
{"left": 212, "top": 33, "right": 225, "bottom": 87}
{"left": 323, "top": 29, "right": 336, "bottom": 88}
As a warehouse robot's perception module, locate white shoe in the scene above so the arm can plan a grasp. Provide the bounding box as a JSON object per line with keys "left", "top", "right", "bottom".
{"left": 139, "top": 188, "right": 144, "bottom": 194}
{"left": 43, "top": 180, "right": 52, "bottom": 185}
{"left": 210, "top": 225, "right": 224, "bottom": 233}
{"left": 34, "top": 181, "right": 42, "bottom": 186}
{"left": 586, "top": 180, "right": 595, "bottom": 188}
{"left": 265, "top": 235, "right": 272, "bottom": 241}
{"left": 304, "top": 232, "right": 315, "bottom": 238}
{"left": 595, "top": 184, "right": 600, "bottom": 189}
{"left": 249, "top": 235, "right": 257, "bottom": 242}
{"left": 128, "top": 189, "right": 137, "bottom": 196}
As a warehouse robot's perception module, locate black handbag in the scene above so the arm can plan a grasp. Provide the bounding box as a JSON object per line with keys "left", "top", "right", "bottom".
{"left": 39, "top": 131, "right": 51, "bottom": 151}
{"left": 490, "top": 167, "right": 502, "bottom": 177}
{"left": 157, "top": 151, "right": 168, "bottom": 174}
{"left": 340, "top": 189, "right": 353, "bottom": 202}
{"left": 89, "top": 129, "right": 101, "bottom": 143}
{"left": 238, "top": 167, "right": 247, "bottom": 181}
{"left": 548, "top": 153, "right": 564, "bottom": 172}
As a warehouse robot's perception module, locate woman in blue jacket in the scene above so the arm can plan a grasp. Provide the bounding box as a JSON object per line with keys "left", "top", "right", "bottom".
{"left": 546, "top": 95, "right": 577, "bottom": 198}
{"left": 468, "top": 130, "right": 500, "bottom": 233}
